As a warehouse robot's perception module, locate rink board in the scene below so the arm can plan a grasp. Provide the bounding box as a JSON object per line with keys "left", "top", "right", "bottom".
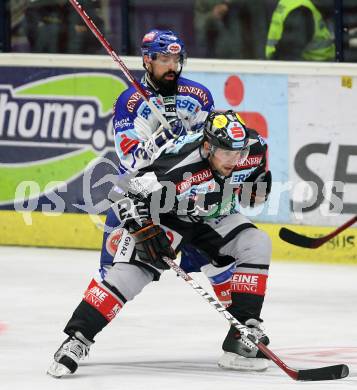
{"left": 1, "top": 54, "right": 357, "bottom": 228}
{"left": 1, "top": 55, "right": 357, "bottom": 264}
{"left": 0, "top": 210, "right": 356, "bottom": 264}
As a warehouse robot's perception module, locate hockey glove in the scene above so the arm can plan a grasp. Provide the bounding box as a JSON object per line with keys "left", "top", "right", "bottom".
{"left": 154, "top": 119, "right": 187, "bottom": 147}
{"left": 129, "top": 221, "right": 176, "bottom": 270}
{"left": 239, "top": 170, "right": 272, "bottom": 207}
{"left": 113, "top": 194, "right": 150, "bottom": 228}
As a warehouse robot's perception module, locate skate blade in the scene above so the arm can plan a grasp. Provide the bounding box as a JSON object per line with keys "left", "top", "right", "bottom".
{"left": 47, "top": 361, "right": 72, "bottom": 378}
{"left": 218, "top": 352, "right": 269, "bottom": 372}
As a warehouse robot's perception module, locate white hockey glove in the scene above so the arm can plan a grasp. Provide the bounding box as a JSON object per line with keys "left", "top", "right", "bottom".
{"left": 154, "top": 119, "right": 187, "bottom": 147}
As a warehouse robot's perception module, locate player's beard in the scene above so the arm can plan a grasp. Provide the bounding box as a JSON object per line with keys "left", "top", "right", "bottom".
{"left": 153, "top": 71, "right": 179, "bottom": 96}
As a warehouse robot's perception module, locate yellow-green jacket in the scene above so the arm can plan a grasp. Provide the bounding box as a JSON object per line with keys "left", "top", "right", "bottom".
{"left": 266, "top": 0, "right": 335, "bottom": 61}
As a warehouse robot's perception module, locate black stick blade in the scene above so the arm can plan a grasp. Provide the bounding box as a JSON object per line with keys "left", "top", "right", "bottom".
{"left": 279, "top": 228, "right": 319, "bottom": 248}
{"left": 297, "top": 364, "right": 349, "bottom": 381}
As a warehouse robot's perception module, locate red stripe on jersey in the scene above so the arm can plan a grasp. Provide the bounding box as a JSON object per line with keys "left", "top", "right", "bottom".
{"left": 231, "top": 272, "right": 267, "bottom": 296}
{"left": 119, "top": 134, "right": 139, "bottom": 155}
{"left": 83, "top": 279, "right": 124, "bottom": 321}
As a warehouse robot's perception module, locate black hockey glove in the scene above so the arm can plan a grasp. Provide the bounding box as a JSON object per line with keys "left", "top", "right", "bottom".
{"left": 239, "top": 170, "right": 272, "bottom": 207}
{"left": 129, "top": 221, "right": 176, "bottom": 270}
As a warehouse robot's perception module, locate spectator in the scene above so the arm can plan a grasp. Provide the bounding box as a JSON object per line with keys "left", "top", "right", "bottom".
{"left": 265, "top": 0, "right": 335, "bottom": 61}
{"left": 341, "top": 0, "right": 357, "bottom": 62}
{"left": 24, "top": 0, "right": 67, "bottom": 53}
{"left": 66, "top": 0, "right": 104, "bottom": 54}
{"left": 195, "top": 0, "right": 267, "bottom": 59}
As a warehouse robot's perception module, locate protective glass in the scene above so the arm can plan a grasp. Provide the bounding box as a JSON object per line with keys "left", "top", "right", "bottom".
{"left": 153, "top": 53, "right": 183, "bottom": 66}
{"left": 214, "top": 146, "right": 250, "bottom": 165}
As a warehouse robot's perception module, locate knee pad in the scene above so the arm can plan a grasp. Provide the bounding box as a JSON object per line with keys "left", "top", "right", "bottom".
{"left": 104, "top": 263, "right": 154, "bottom": 301}
{"left": 225, "top": 228, "right": 272, "bottom": 267}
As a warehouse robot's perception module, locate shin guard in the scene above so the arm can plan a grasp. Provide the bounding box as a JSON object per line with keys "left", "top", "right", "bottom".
{"left": 228, "top": 272, "right": 268, "bottom": 323}
{"left": 64, "top": 279, "right": 126, "bottom": 341}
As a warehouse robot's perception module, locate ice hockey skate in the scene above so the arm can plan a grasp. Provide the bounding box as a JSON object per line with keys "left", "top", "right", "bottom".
{"left": 218, "top": 319, "right": 270, "bottom": 371}
{"left": 47, "top": 331, "right": 92, "bottom": 378}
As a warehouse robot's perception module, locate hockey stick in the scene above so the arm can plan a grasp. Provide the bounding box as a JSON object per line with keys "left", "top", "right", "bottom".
{"left": 68, "top": 0, "right": 171, "bottom": 129}
{"left": 279, "top": 215, "right": 357, "bottom": 249}
{"left": 162, "top": 256, "right": 349, "bottom": 381}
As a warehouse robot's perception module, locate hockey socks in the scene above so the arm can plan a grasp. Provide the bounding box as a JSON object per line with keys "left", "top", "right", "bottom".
{"left": 227, "top": 271, "right": 267, "bottom": 323}
{"left": 64, "top": 279, "right": 127, "bottom": 341}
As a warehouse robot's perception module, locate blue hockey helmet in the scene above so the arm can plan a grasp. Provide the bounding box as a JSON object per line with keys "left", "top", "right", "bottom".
{"left": 141, "top": 29, "right": 186, "bottom": 63}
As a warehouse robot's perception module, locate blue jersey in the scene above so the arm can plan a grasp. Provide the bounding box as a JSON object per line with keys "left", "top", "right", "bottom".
{"left": 112, "top": 76, "right": 214, "bottom": 174}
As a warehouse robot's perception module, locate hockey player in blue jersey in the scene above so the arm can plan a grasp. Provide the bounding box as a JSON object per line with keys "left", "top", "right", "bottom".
{"left": 101, "top": 28, "right": 214, "bottom": 276}
{"left": 112, "top": 28, "right": 214, "bottom": 175}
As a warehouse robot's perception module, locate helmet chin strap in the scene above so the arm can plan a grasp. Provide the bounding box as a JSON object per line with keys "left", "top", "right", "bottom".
{"left": 142, "top": 59, "right": 157, "bottom": 90}
{"left": 209, "top": 145, "right": 217, "bottom": 155}
{"left": 206, "top": 144, "right": 218, "bottom": 160}
{"left": 201, "top": 143, "right": 226, "bottom": 179}
{"left": 201, "top": 141, "right": 216, "bottom": 159}
{"left": 144, "top": 71, "right": 160, "bottom": 92}
{"left": 204, "top": 145, "right": 216, "bottom": 169}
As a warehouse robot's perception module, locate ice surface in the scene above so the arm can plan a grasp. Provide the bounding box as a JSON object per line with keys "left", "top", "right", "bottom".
{"left": 0, "top": 246, "right": 356, "bottom": 389}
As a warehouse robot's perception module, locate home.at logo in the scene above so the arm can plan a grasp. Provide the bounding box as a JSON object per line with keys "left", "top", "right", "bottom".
{"left": 0, "top": 72, "right": 127, "bottom": 205}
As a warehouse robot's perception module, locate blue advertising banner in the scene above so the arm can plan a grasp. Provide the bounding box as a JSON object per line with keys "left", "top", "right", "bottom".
{"left": 186, "top": 71, "right": 289, "bottom": 222}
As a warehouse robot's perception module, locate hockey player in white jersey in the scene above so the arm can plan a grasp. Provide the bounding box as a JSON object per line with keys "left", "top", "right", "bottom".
{"left": 100, "top": 27, "right": 214, "bottom": 283}
{"left": 47, "top": 110, "right": 272, "bottom": 377}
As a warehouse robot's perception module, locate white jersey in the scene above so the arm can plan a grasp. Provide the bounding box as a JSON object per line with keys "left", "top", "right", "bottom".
{"left": 112, "top": 76, "right": 214, "bottom": 174}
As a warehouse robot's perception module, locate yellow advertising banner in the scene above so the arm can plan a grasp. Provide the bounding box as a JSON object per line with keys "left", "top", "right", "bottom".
{"left": 1, "top": 211, "right": 356, "bottom": 264}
